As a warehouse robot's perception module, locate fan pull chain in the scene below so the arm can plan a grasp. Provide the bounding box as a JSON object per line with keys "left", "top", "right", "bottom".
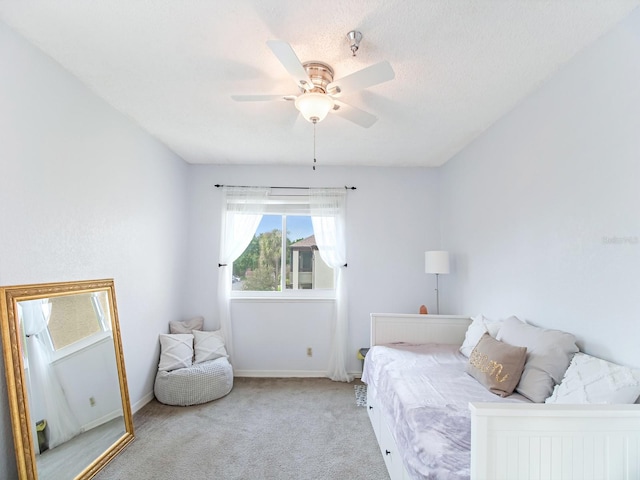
{"left": 313, "top": 121, "right": 317, "bottom": 171}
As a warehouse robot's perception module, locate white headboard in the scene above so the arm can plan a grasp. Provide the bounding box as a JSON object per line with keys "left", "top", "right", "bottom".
{"left": 370, "top": 313, "right": 472, "bottom": 346}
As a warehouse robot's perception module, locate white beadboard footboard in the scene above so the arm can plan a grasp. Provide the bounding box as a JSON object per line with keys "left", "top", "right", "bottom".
{"left": 470, "top": 402, "right": 640, "bottom": 480}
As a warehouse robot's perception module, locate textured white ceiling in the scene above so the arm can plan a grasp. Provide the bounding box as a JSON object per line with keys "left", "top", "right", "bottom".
{"left": 1, "top": 1, "right": 639, "bottom": 167}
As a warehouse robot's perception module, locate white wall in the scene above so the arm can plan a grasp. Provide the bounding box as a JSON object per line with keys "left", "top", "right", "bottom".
{"left": 183, "top": 165, "right": 441, "bottom": 375}
{"left": 3, "top": 5, "right": 639, "bottom": 478}
{"left": 439, "top": 9, "right": 640, "bottom": 369}
{"left": 0, "top": 21, "right": 189, "bottom": 478}
{"left": 54, "top": 337, "right": 122, "bottom": 430}
{"left": 25, "top": 336, "right": 122, "bottom": 435}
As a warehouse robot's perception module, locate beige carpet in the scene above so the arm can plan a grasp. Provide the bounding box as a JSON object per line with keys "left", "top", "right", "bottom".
{"left": 96, "top": 377, "right": 389, "bottom": 480}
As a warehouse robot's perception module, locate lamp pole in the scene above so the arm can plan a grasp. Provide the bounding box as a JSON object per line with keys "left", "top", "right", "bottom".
{"left": 435, "top": 273, "right": 440, "bottom": 314}
{"left": 425, "top": 250, "right": 450, "bottom": 315}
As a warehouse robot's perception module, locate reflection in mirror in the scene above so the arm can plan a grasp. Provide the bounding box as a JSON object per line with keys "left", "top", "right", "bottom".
{"left": 1, "top": 279, "right": 134, "bottom": 480}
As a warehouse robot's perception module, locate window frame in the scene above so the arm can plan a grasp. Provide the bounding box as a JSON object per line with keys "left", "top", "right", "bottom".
{"left": 229, "top": 193, "right": 336, "bottom": 299}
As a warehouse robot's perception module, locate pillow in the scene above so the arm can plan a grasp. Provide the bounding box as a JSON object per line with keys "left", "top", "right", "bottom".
{"left": 497, "top": 317, "right": 578, "bottom": 403}
{"left": 546, "top": 353, "right": 640, "bottom": 404}
{"left": 193, "top": 330, "right": 228, "bottom": 364}
{"left": 459, "top": 315, "right": 505, "bottom": 357}
{"left": 158, "top": 334, "right": 194, "bottom": 372}
{"left": 169, "top": 316, "right": 204, "bottom": 334}
{"left": 466, "top": 333, "right": 527, "bottom": 397}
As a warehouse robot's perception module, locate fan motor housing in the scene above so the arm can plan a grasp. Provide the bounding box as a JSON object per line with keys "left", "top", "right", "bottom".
{"left": 302, "top": 61, "right": 334, "bottom": 93}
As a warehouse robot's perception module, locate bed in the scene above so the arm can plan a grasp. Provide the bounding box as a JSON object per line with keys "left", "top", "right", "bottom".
{"left": 362, "top": 313, "right": 640, "bottom": 480}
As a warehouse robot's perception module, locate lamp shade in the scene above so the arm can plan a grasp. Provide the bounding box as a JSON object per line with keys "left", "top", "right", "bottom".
{"left": 425, "top": 251, "right": 450, "bottom": 274}
{"left": 295, "top": 92, "right": 334, "bottom": 123}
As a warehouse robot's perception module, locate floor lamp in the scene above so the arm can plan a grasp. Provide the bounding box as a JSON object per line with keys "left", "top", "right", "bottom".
{"left": 425, "top": 251, "right": 450, "bottom": 314}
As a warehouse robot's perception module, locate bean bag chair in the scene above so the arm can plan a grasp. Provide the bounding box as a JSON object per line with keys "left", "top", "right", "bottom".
{"left": 154, "top": 329, "right": 233, "bottom": 406}
{"left": 154, "top": 356, "right": 233, "bottom": 406}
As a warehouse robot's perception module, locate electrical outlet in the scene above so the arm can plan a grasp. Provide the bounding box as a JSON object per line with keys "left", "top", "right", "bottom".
{"left": 306, "top": 347, "right": 313, "bottom": 357}
{"left": 89, "top": 397, "right": 96, "bottom": 407}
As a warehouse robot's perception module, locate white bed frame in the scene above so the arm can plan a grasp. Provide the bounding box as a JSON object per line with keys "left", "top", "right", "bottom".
{"left": 367, "top": 313, "right": 640, "bottom": 480}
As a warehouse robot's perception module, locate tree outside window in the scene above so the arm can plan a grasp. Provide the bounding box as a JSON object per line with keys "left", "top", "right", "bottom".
{"left": 233, "top": 215, "right": 333, "bottom": 292}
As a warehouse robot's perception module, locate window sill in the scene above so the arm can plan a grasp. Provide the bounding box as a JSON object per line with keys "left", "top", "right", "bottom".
{"left": 50, "top": 331, "right": 113, "bottom": 364}
{"left": 230, "top": 295, "right": 336, "bottom": 303}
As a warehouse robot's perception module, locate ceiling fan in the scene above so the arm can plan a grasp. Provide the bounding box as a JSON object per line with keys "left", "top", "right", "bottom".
{"left": 231, "top": 35, "right": 395, "bottom": 128}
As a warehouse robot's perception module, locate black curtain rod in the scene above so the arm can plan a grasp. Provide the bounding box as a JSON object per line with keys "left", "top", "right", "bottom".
{"left": 214, "top": 184, "right": 356, "bottom": 190}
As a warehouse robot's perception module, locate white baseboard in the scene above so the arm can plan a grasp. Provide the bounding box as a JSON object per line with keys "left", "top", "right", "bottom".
{"left": 131, "top": 390, "right": 155, "bottom": 414}
{"left": 234, "top": 370, "right": 363, "bottom": 379}
{"left": 81, "top": 409, "right": 122, "bottom": 432}
{"left": 234, "top": 370, "right": 327, "bottom": 378}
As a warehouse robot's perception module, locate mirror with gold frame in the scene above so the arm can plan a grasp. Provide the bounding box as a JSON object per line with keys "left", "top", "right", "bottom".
{"left": 0, "top": 279, "right": 134, "bottom": 479}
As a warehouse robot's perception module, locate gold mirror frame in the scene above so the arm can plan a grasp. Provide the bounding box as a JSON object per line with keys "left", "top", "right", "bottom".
{"left": 0, "top": 279, "right": 134, "bottom": 479}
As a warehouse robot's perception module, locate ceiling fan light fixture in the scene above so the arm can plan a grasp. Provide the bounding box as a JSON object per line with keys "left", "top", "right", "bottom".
{"left": 295, "top": 92, "right": 334, "bottom": 123}
{"left": 232, "top": 38, "right": 394, "bottom": 128}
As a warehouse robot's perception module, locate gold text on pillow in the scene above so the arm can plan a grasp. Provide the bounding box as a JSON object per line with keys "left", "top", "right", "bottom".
{"left": 469, "top": 350, "right": 510, "bottom": 383}
{"left": 465, "top": 333, "right": 527, "bottom": 397}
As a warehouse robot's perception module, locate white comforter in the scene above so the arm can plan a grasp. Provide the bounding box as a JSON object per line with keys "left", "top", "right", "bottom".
{"left": 362, "top": 343, "right": 530, "bottom": 480}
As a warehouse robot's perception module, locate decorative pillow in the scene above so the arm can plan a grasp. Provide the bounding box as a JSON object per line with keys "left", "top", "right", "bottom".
{"left": 546, "top": 353, "right": 640, "bottom": 404}
{"left": 497, "top": 317, "right": 578, "bottom": 403}
{"left": 459, "top": 315, "right": 506, "bottom": 357}
{"left": 158, "top": 334, "right": 194, "bottom": 372}
{"left": 193, "top": 330, "right": 228, "bottom": 364}
{"left": 169, "top": 316, "right": 204, "bottom": 334}
{"left": 466, "top": 333, "right": 527, "bottom": 397}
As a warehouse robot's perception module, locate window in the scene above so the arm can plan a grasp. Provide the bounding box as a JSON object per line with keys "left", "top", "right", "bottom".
{"left": 232, "top": 214, "right": 334, "bottom": 293}
{"left": 46, "top": 292, "right": 111, "bottom": 351}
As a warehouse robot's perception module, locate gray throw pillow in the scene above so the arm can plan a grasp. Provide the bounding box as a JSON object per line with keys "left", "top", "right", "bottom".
{"left": 497, "top": 317, "right": 578, "bottom": 403}
{"left": 169, "top": 316, "right": 204, "bottom": 334}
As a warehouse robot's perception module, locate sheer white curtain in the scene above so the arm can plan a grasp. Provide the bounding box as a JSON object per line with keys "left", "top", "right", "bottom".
{"left": 309, "top": 188, "right": 353, "bottom": 382}
{"left": 21, "top": 299, "right": 81, "bottom": 450}
{"left": 218, "top": 186, "right": 269, "bottom": 359}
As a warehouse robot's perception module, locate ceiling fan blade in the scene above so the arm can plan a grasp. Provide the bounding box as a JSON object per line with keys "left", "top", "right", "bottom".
{"left": 231, "top": 94, "right": 294, "bottom": 102}
{"left": 331, "top": 100, "right": 378, "bottom": 128}
{"left": 327, "top": 61, "right": 395, "bottom": 97}
{"left": 266, "top": 40, "right": 313, "bottom": 91}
